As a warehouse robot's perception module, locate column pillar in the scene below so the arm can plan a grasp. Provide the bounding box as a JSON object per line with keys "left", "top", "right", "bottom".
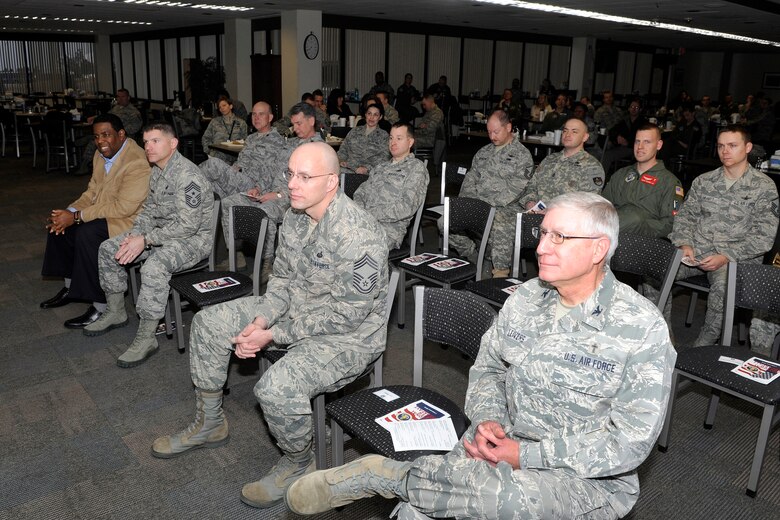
{"left": 95, "top": 34, "right": 113, "bottom": 93}
{"left": 224, "top": 18, "right": 253, "bottom": 107}
{"left": 280, "top": 10, "right": 322, "bottom": 111}
{"left": 569, "top": 36, "right": 596, "bottom": 99}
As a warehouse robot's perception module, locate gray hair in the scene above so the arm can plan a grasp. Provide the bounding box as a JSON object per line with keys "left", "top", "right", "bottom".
{"left": 546, "top": 192, "right": 619, "bottom": 262}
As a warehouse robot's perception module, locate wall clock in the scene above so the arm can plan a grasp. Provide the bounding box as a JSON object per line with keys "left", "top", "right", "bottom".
{"left": 304, "top": 32, "right": 319, "bottom": 60}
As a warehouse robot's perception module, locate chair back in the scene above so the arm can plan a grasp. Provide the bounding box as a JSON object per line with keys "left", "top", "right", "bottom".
{"left": 511, "top": 212, "right": 543, "bottom": 279}
{"left": 340, "top": 172, "right": 370, "bottom": 199}
{"left": 439, "top": 161, "right": 468, "bottom": 204}
{"left": 722, "top": 262, "right": 780, "bottom": 345}
{"left": 207, "top": 198, "right": 221, "bottom": 271}
{"left": 42, "top": 111, "right": 70, "bottom": 144}
{"left": 610, "top": 233, "right": 683, "bottom": 310}
{"left": 412, "top": 286, "right": 497, "bottom": 386}
{"left": 443, "top": 196, "right": 496, "bottom": 280}
{"left": 228, "top": 205, "right": 269, "bottom": 296}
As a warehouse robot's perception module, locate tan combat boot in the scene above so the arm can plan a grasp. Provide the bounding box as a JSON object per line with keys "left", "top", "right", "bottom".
{"left": 152, "top": 389, "right": 229, "bottom": 458}
{"left": 285, "top": 454, "right": 410, "bottom": 515}
{"left": 241, "top": 449, "right": 315, "bottom": 509}
{"left": 116, "top": 318, "right": 159, "bottom": 368}
{"left": 83, "top": 292, "right": 128, "bottom": 336}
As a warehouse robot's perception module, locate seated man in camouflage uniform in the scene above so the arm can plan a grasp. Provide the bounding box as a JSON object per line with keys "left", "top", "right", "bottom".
{"left": 152, "top": 142, "right": 389, "bottom": 510}
{"left": 447, "top": 110, "right": 534, "bottom": 278}
{"left": 656, "top": 126, "right": 779, "bottom": 347}
{"left": 200, "top": 101, "right": 287, "bottom": 278}
{"left": 352, "top": 122, "right": 429, "bottom": 250}
{"left": 520, "top": 117, "right": 605, "bottom": 212}
{"left": 415, "top": 95, "right": 443, "bottom": 149}
{"left": 286, "top": 192, "right": 677, "bottom": 519}
{"left": 84, "top": 122, "right": 214, "bottom": 368}
{"left": 602, "top": 124, "right": 684, "bottom": 239}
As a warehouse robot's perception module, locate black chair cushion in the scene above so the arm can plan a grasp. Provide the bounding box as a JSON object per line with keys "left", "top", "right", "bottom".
{"left": 464, "top": 278, "right": 519, "bottom": 306}
{"left": 326, "top": 385, "right": 468, "bottom": 462}
{"left": 676, "top": 345, "right": 780, "bottom": 405}
{"left": 169, "top": 270, "right": 254, "bottom": 307}
{"left": 400, "top": 257, "right": 477, "bottom": 285}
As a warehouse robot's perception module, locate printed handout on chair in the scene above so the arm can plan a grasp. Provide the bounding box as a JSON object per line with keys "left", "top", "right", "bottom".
{"left": 501, "top": 282, "right": 524, "bottom": 295}
{"left": 429, "top": 258, "right": 470, "bottom": 271}
{"left": 375, "top": 399, "right": 451, "bottom": 432}
{"left": 388, "top": 417, "right": 459, "bottom": 452}
{"left": 401, "top": 252, "right": 445, "bottom": 266}
{"left": 193, "top": 276, "right": 240, "bottom": 293}
{"left": 525, "top": 200, "right": 546, "bottom": 213}
{"left": 731, "top": 357, "right": 780, "bottom": 384}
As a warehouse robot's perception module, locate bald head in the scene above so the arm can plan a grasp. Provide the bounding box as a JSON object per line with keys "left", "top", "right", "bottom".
{"left": 287, "top": 142, "right": 341, "bottom": 221}
{"left": 251, "top": 101, "right": 274, "bottom": 132}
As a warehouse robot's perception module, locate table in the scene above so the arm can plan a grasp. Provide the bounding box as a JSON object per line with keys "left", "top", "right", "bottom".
{"left": 210, "top": 137, "right": 343, "bottom": 157}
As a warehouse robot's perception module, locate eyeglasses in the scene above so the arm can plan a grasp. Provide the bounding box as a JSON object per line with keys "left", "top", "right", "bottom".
{"left": 532, "top": 226, "right": 602, "bottom": 245}
{"left": 282, "top": 170, "right": 335, "bottom": 183}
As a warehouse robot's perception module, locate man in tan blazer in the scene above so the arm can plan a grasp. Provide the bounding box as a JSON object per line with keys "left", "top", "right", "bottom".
{"left": 40, "top": 113, "right": 151, "bottom": 329}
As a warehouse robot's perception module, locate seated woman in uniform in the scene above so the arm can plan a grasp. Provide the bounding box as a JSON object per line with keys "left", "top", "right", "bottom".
{"left": 338, "top": 103, "right": 390, "bottom": 175}
{"left": 201, "top": 95, "right": 248, "bottom": 164}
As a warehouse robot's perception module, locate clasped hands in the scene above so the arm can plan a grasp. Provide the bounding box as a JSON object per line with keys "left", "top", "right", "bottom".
{"left": 231, "top": 316, "right": 273, "bottom": 359}
{"left": 463, "top": 420, "right": 520, "bottom": 470}
{"left": 680, "top": 245, "right": 728, "bottom": 271}
{"left": 115, "top": 234, "right": 146, "bottom": 265}
{"left": 46, "top": 209, "right": 75, "bottom": 235}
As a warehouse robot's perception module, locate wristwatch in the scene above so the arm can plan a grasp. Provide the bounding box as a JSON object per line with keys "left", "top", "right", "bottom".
{"left": 74, "top": 210, "right": 83, "bottom": 225}
{"left": 143, "top": 235, "right": 152, "bottom": 251}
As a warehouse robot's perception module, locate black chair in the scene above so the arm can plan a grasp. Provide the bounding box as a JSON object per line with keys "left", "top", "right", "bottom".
{"left": 389, "top": 202, "right": 425, "bottom": 329}
{"left": 339, "top": 172, "right": 370, "bottom": 199}
{"left": 41, "top": 111, "right": 75, "bottom": 173}
{"left": 398, "top": 196, "right": 495, "bottom": 290}
{"left": 168, "top": 206, "right": 269, "bottom": 351}
{"left": 260, "top": 270, "right": 400, "bottom": 470}
{"left": 0, "top": 108, "right": 13, "bottom": 157}
{"left": 464, "top": 212, "right": 543, "bottom": 307}
{"left": 658, "top": 262, "right": 780, "bottom": 497}
{"left": 420, "top": 162, "right": 468, "bottom": 249}
{"left": 610, "top": 232, "right": 683, "bottom": 311}
{"left": 13, "top": 112, "right": 38, "bottom": 166}
{"left": 327, "top": 286, "right": 497, "bottom": 466}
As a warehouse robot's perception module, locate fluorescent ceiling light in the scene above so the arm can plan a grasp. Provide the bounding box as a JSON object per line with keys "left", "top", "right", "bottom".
{"left": 473, "top": 0, "right": 780, "bottom": 48}
{"left": 97, "top": 0, "right": 253, "bottom": 11}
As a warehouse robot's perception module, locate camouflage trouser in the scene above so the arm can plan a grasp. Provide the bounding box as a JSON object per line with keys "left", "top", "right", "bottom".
{"left": 220, "top": 194, "right": 287, "bottom": 259}
{"left": 645, "top": 263, "right": 728, "bottom": 347}
{"left": 98, "top": 235, "right": 207, "bottom": 320}
{"left": 439, "top": 206, "right": 516, "bottom": 269}
{"left": 188, "top": 297, "right": 378, "bottom": 455}
{"left": 750, "top": 311, "right": 780, "bottom": 356}
{"left": 399, "top": 442, "right": 618, "bottom": 519}
{"left": 199, "top": 157, "right": 254, "bottom": 200}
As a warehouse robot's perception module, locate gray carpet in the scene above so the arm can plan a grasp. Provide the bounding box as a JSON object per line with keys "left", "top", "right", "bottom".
{"left": 1, "top": 145, "right": 778, "bottom": 519}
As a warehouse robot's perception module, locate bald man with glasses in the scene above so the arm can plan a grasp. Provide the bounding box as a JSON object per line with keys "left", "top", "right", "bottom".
{"left": 153, "top": 142, "right": 389, "bottom": 510}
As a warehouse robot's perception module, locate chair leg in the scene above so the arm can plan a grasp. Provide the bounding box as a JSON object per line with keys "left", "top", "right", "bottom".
{"left": 746, "top": 404, "right": 775, "bottom": 497}
{"left": 686, "top": 292, "right": 698, "bottom": 327}
{"left": 312, "top": 394, "right": 327, "bottom": 470}
{"left": 129, "top": 267, "right": 140, "bottom": 305}
{"left": 703, "top": 389, "right": 721, "bottom": 429}
{"left": 332, "top": 421, "right": 345, "bottom": 467}
{"left": 172, "top": 289, "right": 186, "bottom": 352}
{"left": 396, "top": 270, "right": 406, "bottom": 329}
{"left": 657, "top": 370, "right": 680, "bottom": 452}
{"left": 164, "top": 292, "right": 174, "bottom": 338}
{"left": 521, "top": 258, "right": 528, "bottom": 279}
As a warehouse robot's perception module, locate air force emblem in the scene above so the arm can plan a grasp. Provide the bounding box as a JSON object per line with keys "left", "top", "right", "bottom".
{"left": 184, "top": 182, "right": 202, "bottom": 208}
{"left": 353, "top": 253, "right": 379, "bottom": 294}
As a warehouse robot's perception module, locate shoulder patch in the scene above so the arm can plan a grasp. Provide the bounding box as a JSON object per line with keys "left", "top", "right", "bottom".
{"left": 675, "top": 185, "right": 684, "bottom": 197}
{"left": 592, "top": 176, "right": 603, "bottom": 187}
{"left": 353, "top": 253, "right": 379, "bottom": 294}
{"left": 772, "top": 200, "right": 779, "bottom": 218}
{"left": 184, "top": 182, "right": 202, "bottom": 208}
